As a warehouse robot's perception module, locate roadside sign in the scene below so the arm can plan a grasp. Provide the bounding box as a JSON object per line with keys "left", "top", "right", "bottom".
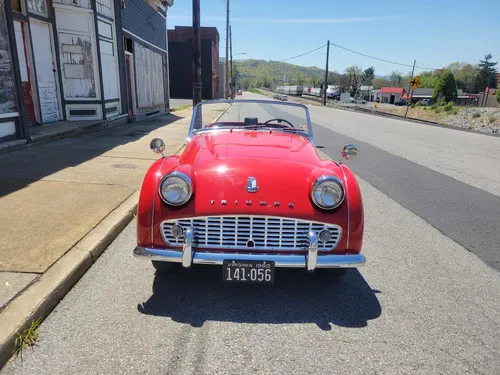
{"left": 409, "top": 76, "right": 422, "bottom": 89}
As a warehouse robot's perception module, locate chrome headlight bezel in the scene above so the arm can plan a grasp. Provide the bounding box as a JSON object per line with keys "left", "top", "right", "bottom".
{"left": 158, "top": 171, "right": 193, "bottom": 206}
{"left": 311, "top": 175, "right": 345, "bottom": 210}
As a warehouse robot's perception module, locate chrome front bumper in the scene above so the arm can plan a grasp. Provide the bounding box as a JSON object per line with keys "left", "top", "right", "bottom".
{"left": 134, "top": 230, "right": 365, "bottom": 270}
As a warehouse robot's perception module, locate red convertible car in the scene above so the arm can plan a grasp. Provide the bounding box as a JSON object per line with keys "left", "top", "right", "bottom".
{"left": 134, "top": 99, "right": 365, "bottom": 283}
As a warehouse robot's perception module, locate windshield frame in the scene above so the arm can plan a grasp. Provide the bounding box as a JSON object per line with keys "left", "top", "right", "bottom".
{"left": 187, "top": 99, "right": 315, "bottom": 145}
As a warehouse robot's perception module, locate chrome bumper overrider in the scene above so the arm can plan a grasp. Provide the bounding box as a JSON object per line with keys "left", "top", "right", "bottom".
{"left": 133, "top": 230, "right": 365, "bottom": 269}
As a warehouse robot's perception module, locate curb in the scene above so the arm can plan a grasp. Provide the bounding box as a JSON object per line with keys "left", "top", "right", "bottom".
{"left": 0, "top": 191, "right": 139, "bottom": 369}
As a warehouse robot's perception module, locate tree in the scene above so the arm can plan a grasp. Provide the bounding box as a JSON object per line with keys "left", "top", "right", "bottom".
{"left": 362, "top": 66, "right": 375, "bottom": 85}
{"left": 476, "top": 54, "right": 498, "bottom": 90}
{"left": 372, "top": 78, "right": 387, "bottom": 89}
{"left": 432, "top": 68, "right": 447, "bottom": 79}
{"left": 417, "top": 72, "right": 439, "bottom": 89}
{"left": 311, "top": 75, "right": 319, "bottom": 87}
{"left": 497, "top": 88, "right": 500, "bottom": 103}
{"left": 390, "top": 70, "right": 404, "bottom": 87}
{"left": 345, "top": 65, "right": 362, "bottom": 95}
{"left": 432, "top": 71, "right": 458, "bottom": 102}
{"left": 296, "top": 72, "right": 305, "bottom": 85}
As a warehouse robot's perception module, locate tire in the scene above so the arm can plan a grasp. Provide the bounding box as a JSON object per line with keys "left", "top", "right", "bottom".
{"left": 151, "top": 261, "right": 183, "bottom": 274}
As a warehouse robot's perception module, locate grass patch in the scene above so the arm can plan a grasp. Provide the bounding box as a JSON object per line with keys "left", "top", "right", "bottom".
{"left": 172, "top": 104, "right": 192, "bottom": 112}
{"left": 488, "top": 115, "right": 496, "bottom": 123}
{"left": 430, "top": 104, "right": 438, "bottom": 110}
{"left": 434, "top": 107, "right": 443, "bottom": 113}
{"left": 13, "top": 318, "right": 42, "bottom": 360}
{"left": 248, "top": 88, "right": 261, "bottom": 94}
{"left": 452, "top": 108, "right": 460, "bottom": 115}
{"left": 444, "top": 103, "right": 453, "bottom": 112}
{"left": 472, "top": 111, "right": 481, "bottom": 118}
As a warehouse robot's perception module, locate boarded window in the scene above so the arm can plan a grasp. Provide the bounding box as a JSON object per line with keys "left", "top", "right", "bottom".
{"left": 27, "top": 0, "right": 48, "bottom": 16}
{"left": 11, "top": 0, "right": 22, "bottom": 13}
{"left": 96, "top": 0, "right": 112, "bottom": 18}
{"left": 134, "top": 43, "right": 164, "bottom": 109}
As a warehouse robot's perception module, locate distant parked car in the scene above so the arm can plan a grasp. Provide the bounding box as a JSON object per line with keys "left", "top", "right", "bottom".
{"left": 238, "top": 89, "right": 242, "bottom": 95}
{"left": 394, "top": 99, "right": 407, "bottom": 106}
{"left": 350, "top": 96, "right": 366, "bottom": 104}
{"left": 421, "top": 99, "right": 430, "bottom": 106}
{"left": 280, "top": 94, "right": 288, "bottom": 101}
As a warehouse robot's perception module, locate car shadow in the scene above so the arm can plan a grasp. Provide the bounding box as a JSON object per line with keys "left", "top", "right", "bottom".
{"left": 137, "top": 266, "right": 381, "bottom": 331}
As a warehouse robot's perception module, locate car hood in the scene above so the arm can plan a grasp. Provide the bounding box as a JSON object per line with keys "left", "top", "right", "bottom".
{"left": 180, "top": 129, "right": 323, "bottom": 165}
{"left": 156, "top": 130, "right": 346, "bottom": 219}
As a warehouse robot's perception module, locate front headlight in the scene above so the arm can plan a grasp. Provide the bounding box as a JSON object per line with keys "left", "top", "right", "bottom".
{"left": 311, "top": 176, "right": 344, "bottom": 210}
{"left": 159, "top": 172, "right": 192, "bottom": 206}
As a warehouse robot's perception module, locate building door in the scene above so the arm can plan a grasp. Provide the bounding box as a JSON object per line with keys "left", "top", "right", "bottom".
{"left": 125, "top": 53, "right": 135, "bottom": 117}
{"left": 390, "top": 94, "right": 395, "bottom": 104}
{"left": 30, "top": 19, "right": 60, "bottom": 123}
{"left": 13, "top": 21, "right": 36, "bottom": 126}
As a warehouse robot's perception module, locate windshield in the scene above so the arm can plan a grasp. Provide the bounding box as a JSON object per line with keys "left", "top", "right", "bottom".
{"left": 189, "top": 99, "right": 313, "bottom": 139}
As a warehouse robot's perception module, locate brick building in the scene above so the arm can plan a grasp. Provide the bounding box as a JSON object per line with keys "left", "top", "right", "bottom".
{"left": 167, "top": 26, "right": 220, "bottom": 100}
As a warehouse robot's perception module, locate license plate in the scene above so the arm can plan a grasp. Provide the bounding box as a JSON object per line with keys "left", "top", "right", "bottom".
{"left": 222, "top": 260, "right": 275, "bottom": 284}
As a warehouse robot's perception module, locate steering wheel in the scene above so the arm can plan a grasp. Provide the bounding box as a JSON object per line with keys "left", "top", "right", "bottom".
{"left": 263, "top": 118, "right": 295, "bottom": 128}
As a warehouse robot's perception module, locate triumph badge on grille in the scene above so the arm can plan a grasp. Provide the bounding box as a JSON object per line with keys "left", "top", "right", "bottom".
{"left": 246, "top": 177, "right": 258, "bottom": 193}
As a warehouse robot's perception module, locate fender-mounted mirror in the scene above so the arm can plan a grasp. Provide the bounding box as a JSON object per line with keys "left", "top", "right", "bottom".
{"left": 340, "top": 144, "right": 357, "bottom": 162}
{"left": 150, "top": 138, "right": 165, "bottom": 157}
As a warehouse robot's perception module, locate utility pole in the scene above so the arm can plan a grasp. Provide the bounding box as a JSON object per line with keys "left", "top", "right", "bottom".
{"left": 230, "top": 25, "right": 233, "bottom": 99}
{"left": 192, "top": 0, "right": 202, "bottom": 106}
{"left": 225, "top": 0, "right": 229, "bottom": 99}
{"left": 404, "top": 59, "right": 416, "bottom": 119}
{"left": 322, "top": 40, "right": 330, "bottom": 106}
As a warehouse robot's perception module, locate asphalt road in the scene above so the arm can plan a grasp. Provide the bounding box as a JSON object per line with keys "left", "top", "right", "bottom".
{"left": 3, "top": 92, "right": 500, "bottom": 375}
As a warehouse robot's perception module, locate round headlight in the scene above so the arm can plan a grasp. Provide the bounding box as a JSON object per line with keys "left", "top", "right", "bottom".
{"left": 159, "top": 172, "right": 192, "bottom": 206}
{"left": 311, "top": 176, "right": 344, "bottom": 210}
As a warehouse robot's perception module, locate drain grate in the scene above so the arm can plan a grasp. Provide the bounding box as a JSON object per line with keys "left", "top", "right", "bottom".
{"left": 111, "top": 164, "right": 137, "bottom": 169}
{"left": 122, "top": 131, "right": 149, "bottom": 137}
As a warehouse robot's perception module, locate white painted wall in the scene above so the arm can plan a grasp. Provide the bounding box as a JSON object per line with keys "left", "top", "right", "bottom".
{"left": 30, "top": 19, "right": 60, "bottom": 123}
{"left": 0, "top": 121, "right": 16, "bottom": 138}
{"left": 14, "top": 22, "right": 28, "bottom": 82}
{"left": 98, "top": 19, "right": 119, "bottom": 100}
{"left": 55, "top": 8, "right": 99, "bottom": 100}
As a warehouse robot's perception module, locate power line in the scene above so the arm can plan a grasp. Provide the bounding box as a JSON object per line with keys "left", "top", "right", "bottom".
{"left": 278, "top": 44, "right": 327, "bottom": 62}
{"left": 328, "top": 41, "right": 438, "bottom": 71}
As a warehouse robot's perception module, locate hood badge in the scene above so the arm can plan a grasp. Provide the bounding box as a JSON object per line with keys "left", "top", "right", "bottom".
{"left": 246, "top": 177, "right": 258, "bottom": 193}
{"left": 210, "top": 200, "right": 294, "bottom": 208}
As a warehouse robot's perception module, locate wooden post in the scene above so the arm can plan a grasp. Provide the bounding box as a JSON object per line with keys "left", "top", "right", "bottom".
{"left": 323, "top": 40, "right": 329, "bottom": 106}
{"left": 404, "top": 59, "right": 416, "bottom": 119}
{"left": 192, "top": 0, "right": 202, "bottom": 106}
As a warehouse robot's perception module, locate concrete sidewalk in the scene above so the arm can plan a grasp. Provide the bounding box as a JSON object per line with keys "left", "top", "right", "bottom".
{"left": 0, "top": 102, "right": 227, "bottom": 367}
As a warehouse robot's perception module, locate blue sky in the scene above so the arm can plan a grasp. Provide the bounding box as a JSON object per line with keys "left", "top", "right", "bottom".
{"left": 167, "top": 0, "right": 500, "bottom": 76}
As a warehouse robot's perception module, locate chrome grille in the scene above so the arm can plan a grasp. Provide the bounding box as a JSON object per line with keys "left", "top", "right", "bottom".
{"left": 160, "top": 216, "right": 342, "bottom": 251}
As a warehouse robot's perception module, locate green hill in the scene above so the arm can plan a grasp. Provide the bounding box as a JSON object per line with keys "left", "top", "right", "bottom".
{"left": 233, "top": 59, "right": 326, "bottom": 89}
